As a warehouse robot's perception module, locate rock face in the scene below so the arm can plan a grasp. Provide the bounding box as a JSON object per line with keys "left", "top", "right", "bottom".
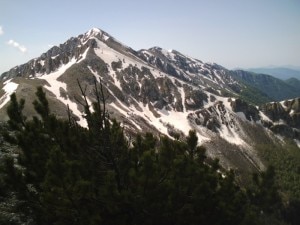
{"left": 231, "top": 98, "right": 260, "bottom": 121}
{"left": 259, "top": 98, "right": 300, "bottom": 139}
{"left": 0, "top": 29, "right": 112, "bottom": 80}
{"left": 1, "top": 39, "right": 92, "bottom": 79}
{"left": 1, "top": 27, "right": 300, "bottom": 173}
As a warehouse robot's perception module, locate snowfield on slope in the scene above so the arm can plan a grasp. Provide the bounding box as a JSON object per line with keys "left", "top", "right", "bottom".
{"left": 0, "top": 79, "right": 19, "bottom": 109}
{"left": 37, "top": 51, "right": 88, "bottom": 127}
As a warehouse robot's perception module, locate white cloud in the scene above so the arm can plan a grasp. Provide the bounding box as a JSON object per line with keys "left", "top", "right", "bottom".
{"left": 7, "top": 39, "right": 27, "bottom": 53}
{"left": 0, "top": 26, "right": 3, "bottom": 35}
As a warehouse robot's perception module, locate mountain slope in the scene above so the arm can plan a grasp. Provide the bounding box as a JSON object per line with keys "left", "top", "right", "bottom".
{"left": 285, "top": 77, "right": 300, "bottom": 92}
{"left": 1, "top": 28, "right": 299, "bottom": 174}
{"left": 232, "top": 70, "right": 300, "bottom": 101}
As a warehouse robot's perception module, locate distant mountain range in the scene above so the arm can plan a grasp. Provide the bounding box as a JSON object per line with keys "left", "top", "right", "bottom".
{"left": 0, "top": 28, "right": 299, "bottom": 173}
{"left": 246, "top": 67, "right": 300, "bottom": 80}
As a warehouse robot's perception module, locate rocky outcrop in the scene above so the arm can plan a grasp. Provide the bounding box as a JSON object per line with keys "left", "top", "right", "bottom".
{"left": 184, "top": 85, "right": 208, "bottom": 110}
{"left": 261, "top": 102, "right": 289, "bottom": 121}
{"left": 259, "top": 98, "right": 300, "bottom": 138}
{"left": 0, "top": 38, "right": 96, "bottom": 80}
{"left": 270, "top": 124, "right": 299, "bottom": 139}
{"left": 0, "top": 29, "right": 119, "bottom": 81}
{"left": 230, "top": 98, "right": 260, "bottom": 121}
{"left": 137, "top": 47, "right": 242, "bottom": 95}
{"left": 191, "top": 101, "right": 236, "bottom": 133}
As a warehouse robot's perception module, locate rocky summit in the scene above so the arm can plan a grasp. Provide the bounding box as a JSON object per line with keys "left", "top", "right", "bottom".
{"left": 0, "top": 27, "right": 299, "bottom": 173}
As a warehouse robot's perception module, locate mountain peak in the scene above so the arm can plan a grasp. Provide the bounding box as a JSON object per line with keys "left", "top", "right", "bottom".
{"left": 85, "top": 27, "right": 102, "bottom": 37}
{"left": 81, "top": 27, "right": 111, "bottom": 42}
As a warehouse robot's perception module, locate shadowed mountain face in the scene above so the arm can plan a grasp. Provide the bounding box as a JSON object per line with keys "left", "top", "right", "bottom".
{"left": 231, "top": 70, "right": 300, "bottom": 101}
{"left": 1, "top": 28, "right": 299, "bottom": 172}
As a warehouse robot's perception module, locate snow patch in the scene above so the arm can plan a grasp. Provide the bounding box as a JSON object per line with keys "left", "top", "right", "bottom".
{"left": 0, "top": 79, "right": 19, "bottom": 109}
{"left": 88, "top": 66, "right": 101, "bottom": 83}
{"left": 77, "top": 47, "right": 89, "bottom": 63}
{"left": 274, "top": 119, "right": 286, "bottom": 125}
{"left": 103, "top": 34, "right": 110, "bottom": 41}
{"left": 94, "top": 39, "right": 143, "bottom": 70}
{"left": 93, "top": 38, "right": 163, "bottom": 80}
{"left": 279, "top": 100, "right": 287, "bottom": 109}
{"left": 218, "top": 124, "right": 248, "bottom": 146}
{"left": 259, "top": 111, "right": 272, "bottom": 122}
{"left": 236, "top": 112, "right": 247, "bottom": 120}
{"left": 294, "top": 139, "right": 300, "bottom": 148}
{"left": 86, "top": 28, "right": 102, "bottom": 37}
{"left": 37, "top": 57, "right": 87, "bottom": 127}
{"left": 158, "top": 107, "right": 191, "bottom": 135}
{"left": 110, "top": 102, "right": 128, "bottom": 116}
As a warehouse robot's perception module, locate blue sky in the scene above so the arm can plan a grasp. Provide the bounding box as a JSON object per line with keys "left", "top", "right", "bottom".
{"left": 0, "top": 0, "right": 299, "bottom": 74}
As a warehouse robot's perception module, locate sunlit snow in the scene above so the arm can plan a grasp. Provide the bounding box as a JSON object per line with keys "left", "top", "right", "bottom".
{"left": 37, "top": 53, "right": 88, "bottom": 127}
{"left": 0, "top": 79, "right": 19, "bottom": 109}
{"left": 294, "top": 139, "right": 300, "bottom": 148}
{"left": 259, "top": 111, "right": 272, "bottom": 122}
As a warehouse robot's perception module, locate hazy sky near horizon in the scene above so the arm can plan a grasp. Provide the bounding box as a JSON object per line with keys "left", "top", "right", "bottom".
{"left": 0, "top": 0, "right": 299, "bottom": 74}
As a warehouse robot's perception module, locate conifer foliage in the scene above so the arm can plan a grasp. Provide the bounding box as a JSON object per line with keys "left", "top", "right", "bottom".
{"left": 0, "top": 84, "right": 287, "bottom": 225}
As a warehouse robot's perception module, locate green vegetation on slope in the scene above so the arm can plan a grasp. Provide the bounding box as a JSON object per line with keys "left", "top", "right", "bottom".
{"left": 232, "top": 70, "right": 300, "bottom": 101}
{"left": 239, "top": 85, "right": 273, "bottom": 105}
{"left": 257, "top": 141, "right": 300, "bottom": 199}
{"left": 256, "top": 141, "right": 300, "bottom": 225}
{"left": 285, "top": 78, "right": 300, "bottom": 93}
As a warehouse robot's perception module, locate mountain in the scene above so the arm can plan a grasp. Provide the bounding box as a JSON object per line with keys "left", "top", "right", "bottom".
{"left": 247, "top": 67, "right": 300, "bottom": 80}
{"left": 231, "top": 70, "right": 300, "bottom": 101}
{"left": 1, "top": 28, "right": 300, "bottom": 174}
{"left": 285, "top": 77, "right": 300, "bottom": 92}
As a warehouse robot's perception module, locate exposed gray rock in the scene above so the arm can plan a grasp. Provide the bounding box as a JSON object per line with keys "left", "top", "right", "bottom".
{"left": 231, "top": 98, "right": 260, "bottom": 121}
